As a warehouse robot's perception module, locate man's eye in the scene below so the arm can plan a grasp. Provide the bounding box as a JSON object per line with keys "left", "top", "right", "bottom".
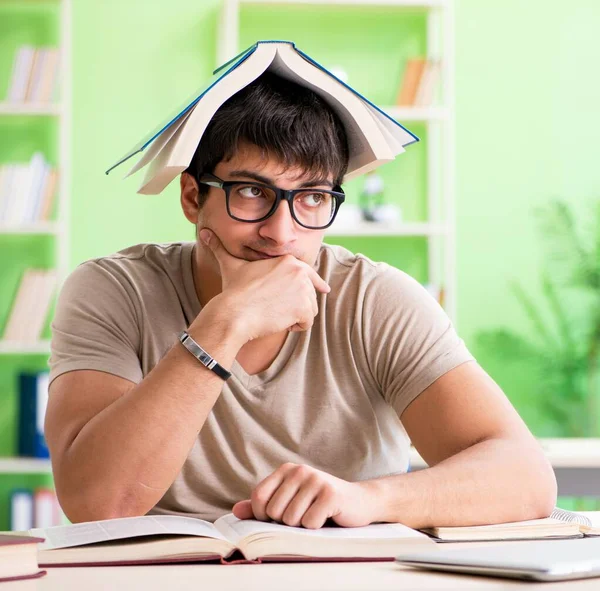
{"left": 300, "top": 193, "right": 326, "bottom": 207}
{"left": 238, "top": 185, "right": 265, "bottom": 198}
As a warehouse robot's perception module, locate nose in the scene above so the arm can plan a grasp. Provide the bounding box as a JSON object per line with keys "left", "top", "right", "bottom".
{"left": 257, "top": 197, "right": 298, "bottom": 245}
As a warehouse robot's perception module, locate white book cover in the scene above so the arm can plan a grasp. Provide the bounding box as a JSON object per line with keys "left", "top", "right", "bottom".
{"left": 26, "top": 48, "right": 49, "bottom": 103}
{"left": 7, "top": 46, "right": 35, "bottom": 103}
{"left": 0, "top": 165, "right": 16, "bottom": 222}
{"left": 3, "top": 269, "right": 35, "bottom": 341}
{"left": 23, "top": 270, "right": 57, "bottom": 342}
{"left": 35, "top": 48, "right": 60, "bottom": 104}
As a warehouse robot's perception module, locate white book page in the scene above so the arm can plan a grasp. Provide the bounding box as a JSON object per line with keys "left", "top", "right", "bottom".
{"left": 125, "top": 107, "right": 195, "bottom": 179}
{"left": 31, "top": 515, "right": 228, "bottom": 550}
{"left": 577, "top": 512, "right": 600, "bottom": 528}
{"left": 215, "top": 514, "right": 426, "bottom": 546}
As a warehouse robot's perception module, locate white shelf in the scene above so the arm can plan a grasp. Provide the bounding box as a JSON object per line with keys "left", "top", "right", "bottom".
{"left": 0, "top": 221, "right": 61, "bottom": 235}
{"left": 0, "top": 458, "right": 52, "bottom": 474}
{"left": 327, "top": 222, "right": 447, "bottom": 237}
{"left": 410, "top": 438, "right": 600, "bottom": 470}
{"left": 240, "top": 0, "right": 448, "bottom": 7}
{"left": 0, "top": 102, "right": 61, "bottom": 116}
{"left": 0, "top": 340, "right": 51, "bottom": 354}
{"left": 383, "top": 106, "right": 449, "bottom": 121}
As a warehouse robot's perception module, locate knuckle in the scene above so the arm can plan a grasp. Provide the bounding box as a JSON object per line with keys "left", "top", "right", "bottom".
{"left": 251, "top": 488, "right": 269, "bottom": 507}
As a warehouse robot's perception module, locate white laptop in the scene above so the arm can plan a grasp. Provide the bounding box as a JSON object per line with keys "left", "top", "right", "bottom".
{"left": 396, "top": 538, "right": 600, "bottom": 582}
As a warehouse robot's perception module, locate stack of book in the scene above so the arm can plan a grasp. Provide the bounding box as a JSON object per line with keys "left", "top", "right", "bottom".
{"left": 0, "top": 154, "right": 58, "bottom": 225}
{"left": 2, "top": 269, "right": 57, "bottom": 343}
{"left": 396, "top": 58, "right": 441, "bottom": 107}
{"left": 4, "top": 46, "right": 60, "bottom": 104}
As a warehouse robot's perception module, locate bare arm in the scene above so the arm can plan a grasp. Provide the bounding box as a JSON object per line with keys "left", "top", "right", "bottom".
{"left": 366, "top": 361, "right": 557, "bottom": 528}
{"left": 46, "top": 302, "right": 245, "bottom": 523}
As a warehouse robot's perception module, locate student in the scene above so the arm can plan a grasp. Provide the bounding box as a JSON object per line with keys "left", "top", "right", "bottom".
{"left": 45, "top": 72, "right": 556, "bottom": 529}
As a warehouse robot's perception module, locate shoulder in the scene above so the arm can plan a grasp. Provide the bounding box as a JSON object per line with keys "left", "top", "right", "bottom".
{"left": 316, "top": 243, "right": 426, "bottom": 301}
{"left": 66, "top": 242, "right": 194, "bottom": 288}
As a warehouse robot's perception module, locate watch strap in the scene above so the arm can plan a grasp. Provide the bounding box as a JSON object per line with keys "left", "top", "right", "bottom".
{"left": 178, "top": 330, "right": 232, "bottom": 381}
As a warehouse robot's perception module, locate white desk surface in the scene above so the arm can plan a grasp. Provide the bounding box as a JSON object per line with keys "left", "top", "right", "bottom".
{"left": 10, "top": 560, "right": 600, "bottom": 591}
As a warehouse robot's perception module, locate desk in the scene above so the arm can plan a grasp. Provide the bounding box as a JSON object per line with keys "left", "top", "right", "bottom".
{"left": 410, "top": 438, "right": 600, "bottom": 497}
{"left": 10, "top": 560, "right": 600, "bottom": 590}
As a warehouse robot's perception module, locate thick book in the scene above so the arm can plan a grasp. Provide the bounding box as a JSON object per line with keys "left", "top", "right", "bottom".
{"left": 105, "top": 40, "right": 419, "bottom": 194}
{"left": 0, "top": 534, "right": 46, "bottom": 583}
{"left": 422, "top": 509, "right": 600, "bottom": 542}
{"left": 28, "top": 513, "right": 433, "bottom": 566}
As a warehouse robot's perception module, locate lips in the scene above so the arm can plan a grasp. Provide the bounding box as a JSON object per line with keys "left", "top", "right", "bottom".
{"left": 248, "top": 247, "right": 286, "bottom": 259}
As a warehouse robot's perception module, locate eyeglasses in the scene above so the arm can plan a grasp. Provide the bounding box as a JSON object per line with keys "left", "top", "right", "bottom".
{"left": 197, "top": 173, "right": 345, "bottom": 230}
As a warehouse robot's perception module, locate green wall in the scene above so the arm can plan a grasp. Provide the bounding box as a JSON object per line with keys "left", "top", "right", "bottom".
{"left": 1, "top": 0, "right": 599, "bottom": 527}
{"left": 70, "top": 0, "right": 600, "bottom": 434}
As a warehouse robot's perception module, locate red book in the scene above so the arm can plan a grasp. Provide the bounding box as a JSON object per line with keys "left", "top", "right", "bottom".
{"left": 0, "top": 534, "right": 46, "bottom": 583}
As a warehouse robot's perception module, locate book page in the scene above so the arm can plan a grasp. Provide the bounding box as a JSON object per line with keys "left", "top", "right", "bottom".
{"left": 214, "top": 513, "right": 426, "bottom": 545}
{"left": 31, "top": 515, "right": 228, "bottom": 550}
{"left": 576, "top": 511, "right": 600, "bottom": 533}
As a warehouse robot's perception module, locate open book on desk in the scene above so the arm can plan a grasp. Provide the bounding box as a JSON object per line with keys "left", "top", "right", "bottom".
{"left": 28, "top": 513, "right": 434, "bottom": 566}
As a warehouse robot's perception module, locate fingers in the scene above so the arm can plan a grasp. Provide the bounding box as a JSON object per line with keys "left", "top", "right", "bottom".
{"left": 199, "top": 228, "right": 245, "bottom": 272}
{"left": 306, "top": 266, "right": 331, "bottom": 294}
{"left": 250, "top": 463, "right": 297, "bottom": 521}
{"left": 232, "top": 500, "right": 254, "bottom": 520}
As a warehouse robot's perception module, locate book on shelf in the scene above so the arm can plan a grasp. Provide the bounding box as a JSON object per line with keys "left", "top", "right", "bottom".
{"left": 2, "top": 269, "right": 58, "bottom": 342}
{"left": 18, "top": 509, "right": 600, "bottom": 567}
{"left": 10, "top": 488, "right": 61, "bottom": 531}
{"left": 396, "top": 58, "right": 441, "bottom": 107}
{"left": 105, "top": 40, "right": 419, "bottom": 195}
{"left": 5, "top": 46, "right": 60, "bottom": 105}
{"left": 0, "top": 156, "right": 58, "bottom": 226}
{"left": 18, "top": 372, "right": 50, "bottom": 459}
{"left": 27, "top": 513, "right": 434, "bottom": 566}
{"left": 0, "top": 534, "right": 46, "bottom": 583}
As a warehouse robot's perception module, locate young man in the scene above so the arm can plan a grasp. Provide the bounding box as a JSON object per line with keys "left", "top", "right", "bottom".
{"left": 46, "top": 73, "right": 556, "bottom": 529}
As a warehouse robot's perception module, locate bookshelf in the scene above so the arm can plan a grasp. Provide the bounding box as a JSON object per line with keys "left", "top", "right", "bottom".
{"left": 217, "top": 0, "right": 457, "bottom": 321}
{"left": 0, "top": 0, "right": 71, "bottom": 528}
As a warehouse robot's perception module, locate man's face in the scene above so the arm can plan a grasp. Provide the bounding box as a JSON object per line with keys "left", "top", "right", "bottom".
{"left": 196, "top": 143, "right": 332, "bottom": 268}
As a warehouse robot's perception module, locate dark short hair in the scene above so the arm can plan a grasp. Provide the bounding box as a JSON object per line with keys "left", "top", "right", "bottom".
{"left": 184, "top": 72, "right": 349, "bottom": 206}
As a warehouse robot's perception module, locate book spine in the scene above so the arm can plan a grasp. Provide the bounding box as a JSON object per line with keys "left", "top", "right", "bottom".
{"left": 10, "top": 489, "right": 34, "bottom": 531}
{"left": 18, "top": 372, "right": 50, "bottom": 459}
{"left": 7, "top": 46, "right": 35, "bottom": 103}
{"left": 396, "top": 58, "right": 427, "bottom": 106}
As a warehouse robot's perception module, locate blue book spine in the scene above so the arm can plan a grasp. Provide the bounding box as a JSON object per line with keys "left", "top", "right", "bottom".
{"left": 18, "top": 372, "right": 50, "bottom": 458}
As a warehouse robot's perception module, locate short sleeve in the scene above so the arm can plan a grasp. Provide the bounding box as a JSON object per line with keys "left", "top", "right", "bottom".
{"left": 49, "top": 261, "right": 143, "bottom": 385}
{"left": 362, "top": 264, "right": 474, "bottom": 417}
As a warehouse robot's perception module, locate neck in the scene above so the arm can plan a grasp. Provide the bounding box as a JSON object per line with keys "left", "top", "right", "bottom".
{"left": 191, "top": 242, "right": 222, "bottom": 308}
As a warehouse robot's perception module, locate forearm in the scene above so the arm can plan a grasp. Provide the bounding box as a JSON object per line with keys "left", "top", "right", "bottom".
{"left": 58, "top": 299, "right": 245, "bottom": 522}
{"left": 365, "top": 437, "right": 557, "bottom": 529}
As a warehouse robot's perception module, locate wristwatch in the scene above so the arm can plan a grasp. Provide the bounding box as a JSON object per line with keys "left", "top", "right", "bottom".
{"left": 178, "top": 330, "right": 232, "bottom": 381}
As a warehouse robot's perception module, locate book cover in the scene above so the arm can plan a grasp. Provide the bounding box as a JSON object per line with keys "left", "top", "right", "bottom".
{"left": 18, "top": 372, "right": 50, "bottom": 459}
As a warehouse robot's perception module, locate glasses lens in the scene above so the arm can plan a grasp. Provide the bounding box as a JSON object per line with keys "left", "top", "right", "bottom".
{"left": 228, "top": 183, "right": 277, "bottom": 221}
{"left": 292, "top": 191, "right": 336, "bottom": 228}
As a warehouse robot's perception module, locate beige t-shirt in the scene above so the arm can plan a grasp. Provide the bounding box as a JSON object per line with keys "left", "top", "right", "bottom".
{"left": 49, "top": 242, "right": 473, "bottom": 521}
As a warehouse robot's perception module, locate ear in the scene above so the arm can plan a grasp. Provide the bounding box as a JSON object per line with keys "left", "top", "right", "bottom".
{"left": 180, "top": 172, "right": 200, "bottom": 224}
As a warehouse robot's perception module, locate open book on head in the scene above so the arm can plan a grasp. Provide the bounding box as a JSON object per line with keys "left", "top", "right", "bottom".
{"left": 28, "top": 513, "right": 433, "bottom": 566}
{"left": 105, "top": 40, "right": 418, "bottom": 194}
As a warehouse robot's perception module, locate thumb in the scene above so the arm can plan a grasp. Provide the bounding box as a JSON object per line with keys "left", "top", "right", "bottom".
{"left": 199, "top": 228, "right": 242, "bottom": 271}
{"left": 232, "top": 500, "right": 254, "bottom": 520}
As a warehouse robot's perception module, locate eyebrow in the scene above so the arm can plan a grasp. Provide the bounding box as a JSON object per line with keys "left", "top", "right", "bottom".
{"left": 227, "top": 169, "right": 334, "bottom": 189}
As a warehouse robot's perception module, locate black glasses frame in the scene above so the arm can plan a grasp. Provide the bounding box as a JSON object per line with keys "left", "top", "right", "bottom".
{"left": 197, "top": 173, "right": 345, "bottom": 230}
